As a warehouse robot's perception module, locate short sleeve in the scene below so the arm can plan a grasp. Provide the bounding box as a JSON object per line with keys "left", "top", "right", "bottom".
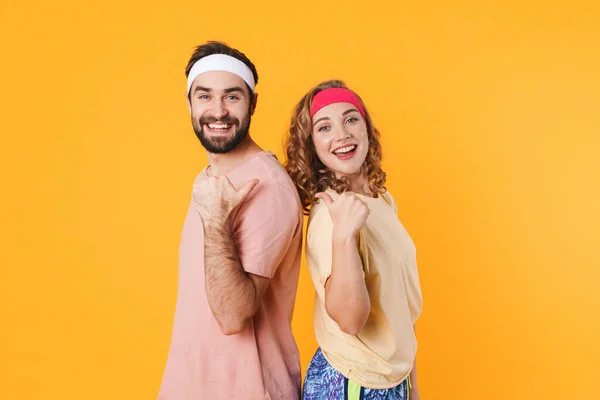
{"left": 231, "top": 181, "right": 301, "bottom": 279}
{"left": 306, "top": 201, "right": 367, "bottom": 293}
{"left": 306, "top": 204, "right": 335, "bottom": 288}
{"left": 384, "top": 191, "right": 398, "bottom": 214}
{"left": 356, "top": 230, "right": 370, "bottom": 276}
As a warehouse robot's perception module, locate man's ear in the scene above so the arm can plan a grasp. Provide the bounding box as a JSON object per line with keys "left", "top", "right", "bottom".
{"left": 250, "top": 92, "right": 258, "bottom": 116}
{"left": 186, "top": 92, "right": 192, "bottom": 114}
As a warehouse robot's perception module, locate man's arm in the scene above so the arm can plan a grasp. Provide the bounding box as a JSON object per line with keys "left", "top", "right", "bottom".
{"left": 193, "top": 175, "right": 298, "bottom": 336}
{"left": 202, "top": 218, "right": 270, "bottom": 335}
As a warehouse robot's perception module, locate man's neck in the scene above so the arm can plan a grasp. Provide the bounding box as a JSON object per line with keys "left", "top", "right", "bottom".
{"left": 206, "top": 136, "right": 263, "bottom": 177}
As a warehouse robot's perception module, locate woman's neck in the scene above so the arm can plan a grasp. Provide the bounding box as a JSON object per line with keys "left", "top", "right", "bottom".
{"left": 336, "top": 168, "right": 371, "bottom": 196}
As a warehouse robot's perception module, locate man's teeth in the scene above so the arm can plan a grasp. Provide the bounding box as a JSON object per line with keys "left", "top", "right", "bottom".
{"left": 208, "top": 123, "right": 231, "bottom": 130}
{"left": 334, "top": 145, "right": 356, "bottom": 154}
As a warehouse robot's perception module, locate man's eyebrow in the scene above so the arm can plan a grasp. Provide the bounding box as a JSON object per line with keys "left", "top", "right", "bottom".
{"left": 224, "top": 87, "right": 245, "bottom": 94}
{"left": 193, "top": 86, "right": 245, "bottom": 95}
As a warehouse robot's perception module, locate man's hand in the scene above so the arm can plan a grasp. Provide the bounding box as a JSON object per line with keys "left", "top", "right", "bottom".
{"left": 193, "top": 176, "right": 259, "bottom": 225}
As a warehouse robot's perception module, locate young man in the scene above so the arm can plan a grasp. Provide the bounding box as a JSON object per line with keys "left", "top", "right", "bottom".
{"left": 158, "top": 41, "right": 303, "bottom": 400}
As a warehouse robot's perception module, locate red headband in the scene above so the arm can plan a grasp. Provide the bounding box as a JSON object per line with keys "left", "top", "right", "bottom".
{"left": 310, "top": 87, "right": 366, "bottom": 118}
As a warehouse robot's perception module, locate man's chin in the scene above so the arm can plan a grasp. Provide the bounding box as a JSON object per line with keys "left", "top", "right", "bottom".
{"left": 199, "top": 136, "right": 244, "bottom": 154}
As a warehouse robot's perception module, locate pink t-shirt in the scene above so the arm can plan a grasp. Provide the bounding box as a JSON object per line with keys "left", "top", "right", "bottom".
{"left": 158, "top": 151, "right": 303, "bottom": 400}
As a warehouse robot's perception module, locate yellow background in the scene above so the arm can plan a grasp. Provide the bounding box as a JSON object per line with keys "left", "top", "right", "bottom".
{"left": 1, "top": 1, "right": 599, "bottom": 399}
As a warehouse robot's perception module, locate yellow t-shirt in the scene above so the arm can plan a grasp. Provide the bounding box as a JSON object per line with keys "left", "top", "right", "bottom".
{"left": 306, "top": 189, "right": 423, "bottom": 389}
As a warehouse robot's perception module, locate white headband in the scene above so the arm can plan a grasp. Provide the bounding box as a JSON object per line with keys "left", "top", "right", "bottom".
{"left": 186, "top": 54, "right": 256, "bottom": 94}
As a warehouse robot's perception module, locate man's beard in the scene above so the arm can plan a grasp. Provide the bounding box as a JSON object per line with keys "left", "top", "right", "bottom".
{"left": 192, "top": 110, "right": 251, "bottom": 154}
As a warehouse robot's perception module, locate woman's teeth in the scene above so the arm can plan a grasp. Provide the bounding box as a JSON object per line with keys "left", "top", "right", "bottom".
{"left": 333, "top": 145, "right": 356, "bottom": 154}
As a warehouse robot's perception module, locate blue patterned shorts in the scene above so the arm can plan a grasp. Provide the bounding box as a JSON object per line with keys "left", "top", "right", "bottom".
{"left": 302, "top": 348, "right": 408, "bottom": 400}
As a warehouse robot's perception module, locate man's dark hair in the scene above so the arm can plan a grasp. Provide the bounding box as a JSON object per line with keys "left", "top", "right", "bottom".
{"left": 185, "top": 41, "right": 258, "bottom": 97}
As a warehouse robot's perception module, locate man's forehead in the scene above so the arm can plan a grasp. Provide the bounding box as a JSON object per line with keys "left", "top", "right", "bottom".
{"left": 191, "top": 71, "right": 247, "bottom": 91}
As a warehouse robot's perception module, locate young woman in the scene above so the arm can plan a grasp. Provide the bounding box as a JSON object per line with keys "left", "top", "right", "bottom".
{"left": 284, "top": 80, "right": 423, "bottom": 400}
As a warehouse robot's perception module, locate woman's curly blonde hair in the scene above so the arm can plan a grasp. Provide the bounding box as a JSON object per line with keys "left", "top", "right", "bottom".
{"left": 284, "top": 80, "right": 387, "bottom": 215}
